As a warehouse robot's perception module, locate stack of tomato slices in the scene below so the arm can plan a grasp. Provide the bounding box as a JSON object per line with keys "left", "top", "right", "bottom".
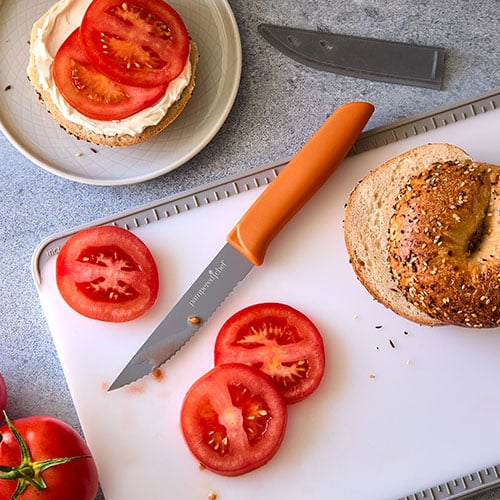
{"left": 181, "top": 303, "right": 326, "bottom": 476}
{"left": 52, "top": 0, "right": 190, "bottom": 120}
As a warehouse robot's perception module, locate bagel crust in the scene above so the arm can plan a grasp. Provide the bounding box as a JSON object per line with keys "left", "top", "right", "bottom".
{"left": 388, "top": 160, "right": 500, "bottom": 328}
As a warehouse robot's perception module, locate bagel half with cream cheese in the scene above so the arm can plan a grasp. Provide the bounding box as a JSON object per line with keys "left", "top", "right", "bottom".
{"left": 27, "top": 0, "right": 198, "bottom": 147}
{"left": 344, "top": 143, "right": 500, "bottom": 328}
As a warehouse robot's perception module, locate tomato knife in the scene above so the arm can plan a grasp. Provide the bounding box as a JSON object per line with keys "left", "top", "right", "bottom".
{"left": 108, "top": 101, "right": 374, "bottom": 391}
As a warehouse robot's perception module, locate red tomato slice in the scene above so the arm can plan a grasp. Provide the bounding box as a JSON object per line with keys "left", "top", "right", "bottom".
{"left": 181, "top": 363, "right": 287, "bottom": 476}
{"left": 80, "top": 0, "right": 190, "bottom": 87}
{"left": 52, "top": 29, "right": 167, "bottom": 120}
{"left": 56, "top": 226, "right": 159, "bottom": 322}
{"left": 214, "top": 303, "right": 325, "bottom": 404}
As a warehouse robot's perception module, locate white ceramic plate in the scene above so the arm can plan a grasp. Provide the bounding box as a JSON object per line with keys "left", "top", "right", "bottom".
{"left": 0, "top": 0, "right": 241, "bottom": 185}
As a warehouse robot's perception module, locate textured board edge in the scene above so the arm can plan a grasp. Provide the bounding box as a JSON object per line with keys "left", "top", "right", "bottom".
{"left": 399, "top": 465, "right": 500, "bottom": 499}
{"left": 351, "top": 87, "right": 499, "bottom": 154}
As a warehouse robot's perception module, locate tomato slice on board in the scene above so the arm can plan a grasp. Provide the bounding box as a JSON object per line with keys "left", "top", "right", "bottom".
{"left": 56, "top": 226, "right": 159, "bottom": 323}
{"left": 52, "top": 29, "right": 167, "bottom": 120}
{"left": 180, "top": 363, "right": 287, "bottom": 476}
{"left": 214, "top": 303, "right": 326, "bottom": 404}
{"left": 80, "top": 0, "right": 190, "bottom": 88}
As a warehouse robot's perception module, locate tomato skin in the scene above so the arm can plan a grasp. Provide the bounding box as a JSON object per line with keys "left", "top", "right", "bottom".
{"left": 0, "top": 374, "right": 6, "bottom": 415}
{"left": 56, "top": 225, "right": 159, "bottom": 323}
{"left": 80, "top": 0, "right": 190, "bottom": 87}
{"left": 214, "top": 303, "right": 326, "bottom": 404}
{"left": 181, "top": 363, "right": 287, "bottom": 476}
{"left": 0, "top": 416, "right": 98, "bottom": 500}
{"left": 52, "top": 29, "right": 168, "bottom": 120}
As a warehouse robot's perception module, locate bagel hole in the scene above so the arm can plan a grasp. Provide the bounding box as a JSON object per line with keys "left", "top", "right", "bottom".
{"left": 467, "top": 213, "right": 489, "bottom": 257}
{"left": 467, "top": 218, "right": 488, "bottom": 256}
{"left": 464, "top": 168, "right": 495, "bottom": 259}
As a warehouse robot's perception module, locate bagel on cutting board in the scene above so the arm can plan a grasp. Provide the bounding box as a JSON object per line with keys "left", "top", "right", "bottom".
{"left": 344, "top": 143, "right": 500, "bottom": 328}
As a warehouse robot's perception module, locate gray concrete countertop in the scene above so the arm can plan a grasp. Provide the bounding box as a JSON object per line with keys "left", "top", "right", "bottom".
{"left": 0, "top": 0, "right": 499, "bottom": 498}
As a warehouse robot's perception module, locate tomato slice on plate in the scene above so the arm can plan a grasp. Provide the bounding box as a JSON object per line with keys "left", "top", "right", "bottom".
{"left": 56, "top": 226, "right": 159, "bottom": 322}
{"left": 52, "top": 29, "right": 167, "bottom": 120}
{"left": 80, "top": 0, "right": 190, "bottom": 87}
{"left": 181, "top": 363, "right": 287, "bottom": 476}
{"left": 214, "top": 303, "right": 326, "bottom": 404}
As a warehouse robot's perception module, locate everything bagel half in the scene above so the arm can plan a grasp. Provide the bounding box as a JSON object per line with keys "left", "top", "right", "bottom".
{"left": 344, "top": 143, "right": 500, "bottom": 328}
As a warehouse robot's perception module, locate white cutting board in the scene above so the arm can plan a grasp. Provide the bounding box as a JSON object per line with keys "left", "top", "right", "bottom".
{"left": 34, "top": 99, "right": 500, "bottom": 500}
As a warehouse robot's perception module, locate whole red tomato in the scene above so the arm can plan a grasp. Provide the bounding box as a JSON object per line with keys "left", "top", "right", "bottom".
{"left": 0, "top": 414, "right": 98, "bottom": 500}
{"left": 0, "top": 374, "right": 6, "bottom": 415}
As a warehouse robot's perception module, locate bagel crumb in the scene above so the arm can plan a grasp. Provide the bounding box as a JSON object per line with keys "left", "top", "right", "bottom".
{"left": 188, "top": 315, "right": 201, "bottom": 325}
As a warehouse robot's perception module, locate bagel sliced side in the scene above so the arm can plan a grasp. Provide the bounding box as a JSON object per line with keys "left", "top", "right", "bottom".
{"left": 27, "top": 9, "right": 198, "bottom": 147}
{"left": 344, "top": 143, "right": 472, "bottom": 326}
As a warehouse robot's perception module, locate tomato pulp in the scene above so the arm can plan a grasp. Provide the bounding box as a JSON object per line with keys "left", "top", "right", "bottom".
{"left": 56, "top": 225, "right": 159, "bottom": 322}
{"left": 180, "top": 363, "right": 287, "bottom": 476}
{"left": 214, "top": 303, "right": 326, "bottom": 403}
{"left": 0, "top": 415, "right": 98, "bottom": 500}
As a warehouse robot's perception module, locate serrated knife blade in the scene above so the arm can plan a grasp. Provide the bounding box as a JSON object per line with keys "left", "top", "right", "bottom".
{"left": 108, "top": 101, "right": 374, "bottom": 391}
{"left": 108, "top": 244, "right": 252, "bottom": 390}
{"left": 258, "top": 23, "right": 445, "bottom": 89}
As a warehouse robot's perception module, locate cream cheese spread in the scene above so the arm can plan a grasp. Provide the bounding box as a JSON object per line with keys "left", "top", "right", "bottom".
{"left": 30, "top": 0, "right": 192, "bottom": 137}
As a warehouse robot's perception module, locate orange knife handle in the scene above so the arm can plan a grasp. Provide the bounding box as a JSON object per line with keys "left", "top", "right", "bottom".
{"left": 226, "top": 101, "right": 374, "bottom": 265}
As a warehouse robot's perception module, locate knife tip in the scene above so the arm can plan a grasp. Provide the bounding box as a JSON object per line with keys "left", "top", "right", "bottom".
{"left": 107, "top": 358, "right": 156, "bottom": 392}
{"left": 107, "top": 379, "right": 123, "bottom": 392}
